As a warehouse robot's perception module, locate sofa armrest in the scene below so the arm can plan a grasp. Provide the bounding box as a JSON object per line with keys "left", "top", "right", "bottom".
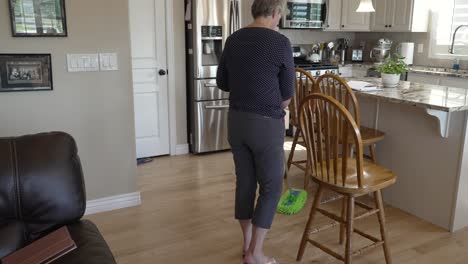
{"left": 51, "top": 220, "right": 116, "bottom": 264}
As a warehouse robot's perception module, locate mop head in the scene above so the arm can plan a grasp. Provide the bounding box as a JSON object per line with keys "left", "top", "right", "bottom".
{"left": 277, "top": 188, "right": 307, "bottom": 215}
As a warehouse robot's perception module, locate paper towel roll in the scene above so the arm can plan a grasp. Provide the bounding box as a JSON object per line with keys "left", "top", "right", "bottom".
{"left": 398, "top": 42, "right": 415, "bottom": 65}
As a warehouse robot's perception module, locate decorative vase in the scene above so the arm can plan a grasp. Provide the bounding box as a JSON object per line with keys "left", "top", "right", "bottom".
{"left": 381, "top": 73, "right": 401, "bottom": 88}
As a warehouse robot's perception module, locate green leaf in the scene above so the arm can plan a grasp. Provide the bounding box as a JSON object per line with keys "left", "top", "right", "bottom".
{"left": 376, "top": 53, "right": 409, "bottom": 74}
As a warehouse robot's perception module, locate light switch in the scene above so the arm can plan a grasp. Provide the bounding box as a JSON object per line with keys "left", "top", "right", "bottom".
{"left": 67, "top": 54, "right": 99, "bottom": 72}
{"left": 99, "top": 53, "right": 119, "bottom": 71}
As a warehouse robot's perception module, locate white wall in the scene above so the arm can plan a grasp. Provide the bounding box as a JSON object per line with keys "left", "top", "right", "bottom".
{"left": 174, "top": 0, "right": 188, "bottom": 145}
{"left": 0, "top": 0, "right": 137, "bottom": 200}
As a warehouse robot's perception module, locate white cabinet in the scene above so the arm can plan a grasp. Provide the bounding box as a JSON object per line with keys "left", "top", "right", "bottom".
{"left": 324, "top": 0, "right": 342, "bottom": 31}
{"left": 371, "top": 0, "right": 393, "bottom": 31}
{"left": 324, "top": 0, "right": 370, "bottom": 32}
{"left": 341, "top": 0, "right": 370, "bottom": 31}
{"left": 371, "top": 0, "right": 429, "bottom": 32}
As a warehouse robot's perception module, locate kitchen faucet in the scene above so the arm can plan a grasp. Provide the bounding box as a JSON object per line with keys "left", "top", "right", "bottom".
{"left": 449, "top": 25, "right": 468, "bottom": 54}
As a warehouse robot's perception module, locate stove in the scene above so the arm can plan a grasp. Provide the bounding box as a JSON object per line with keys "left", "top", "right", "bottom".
{"left": 294, "top": 58, "right": 339, "bottom": 78}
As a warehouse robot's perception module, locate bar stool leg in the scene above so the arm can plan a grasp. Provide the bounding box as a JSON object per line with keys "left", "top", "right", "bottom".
{"left": 345, "top": 196, "right": 355, "bottom": 264}
{"left": 375, "top": 190, "right": 392, "bottom": 264}
{"left": 369, "top": 144, "right": 377, "bottom": 163}
{"left": 339, "top": 196, "right": 348, "bottom": 245}
{"left": 304, "top": 159, "right": 310, "bottom": 189}
{"left": 287, "top": 128, "right": 301, "bottom": 170}
{"left": 297, "top": 185, "right": 324, "bottom": 261}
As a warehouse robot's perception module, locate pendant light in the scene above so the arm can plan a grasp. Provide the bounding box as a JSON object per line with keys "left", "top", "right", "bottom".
{"left": 356, "top": 0, "right": 376, "bottom": 12}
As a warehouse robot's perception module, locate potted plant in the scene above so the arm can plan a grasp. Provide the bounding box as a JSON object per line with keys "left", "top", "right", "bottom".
{"left": 376, "top": 53, "right": 408, "bottom": 87}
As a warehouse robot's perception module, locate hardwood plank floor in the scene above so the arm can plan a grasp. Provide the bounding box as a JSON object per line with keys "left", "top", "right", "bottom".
{"left": 86, "top": 144, "right": 468, "bottom": 263}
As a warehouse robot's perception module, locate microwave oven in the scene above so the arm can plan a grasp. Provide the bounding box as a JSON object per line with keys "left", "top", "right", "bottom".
{"left": 281, "top": 0, "right": 326, "bottom": 29}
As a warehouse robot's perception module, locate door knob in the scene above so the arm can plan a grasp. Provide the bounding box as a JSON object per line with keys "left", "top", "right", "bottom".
{"left": 159, "top": 69, "right": 167, "bottom": 76}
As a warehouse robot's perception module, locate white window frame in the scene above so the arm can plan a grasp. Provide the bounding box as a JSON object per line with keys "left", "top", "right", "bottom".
{"left": 429, "top": 0, "right": 468, "bottom": 60}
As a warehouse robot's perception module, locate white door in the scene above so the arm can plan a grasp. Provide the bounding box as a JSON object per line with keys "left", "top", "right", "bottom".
{"left": 129, "top": 0, "right": 170, "bottom": 158}
{"left": 371, "top": 0, "right": 392, "bottom": 31}
{"left": 389, "top": 0, "right": 413, "bottom": 32}
{"left": 341, "top": 0, "right": 370, "bottom": 31}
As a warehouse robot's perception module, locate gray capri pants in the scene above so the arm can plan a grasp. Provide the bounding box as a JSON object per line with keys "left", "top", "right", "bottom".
{"left": 228, "top": 110, "right": 285, "bottom": 229}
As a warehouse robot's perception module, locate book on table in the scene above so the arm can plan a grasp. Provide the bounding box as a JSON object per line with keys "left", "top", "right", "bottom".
{"left": 347, "top": 81, "right": 381, "bottom": 91}
{"left": 1, "top": 226, "right": 77, "bottom": 264}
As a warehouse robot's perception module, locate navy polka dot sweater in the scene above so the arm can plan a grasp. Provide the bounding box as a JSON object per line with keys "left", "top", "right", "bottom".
{"left": 216, "top": 27, "right": 295, "bottom": 119}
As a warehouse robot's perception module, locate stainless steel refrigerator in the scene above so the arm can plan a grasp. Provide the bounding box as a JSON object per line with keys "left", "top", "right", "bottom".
{"left": 185, "top": 0, "right": 242, "bottom": 153}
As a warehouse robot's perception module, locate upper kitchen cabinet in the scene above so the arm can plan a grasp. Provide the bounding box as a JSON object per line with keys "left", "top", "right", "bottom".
{"left": 324, "top": 0, "right": 371, "bottom": 32}
{"left": 371, "top": 0, "right": 429, "bottom": 32}
{"left": 324, "top": 0, "right": 342, "bottom": 31}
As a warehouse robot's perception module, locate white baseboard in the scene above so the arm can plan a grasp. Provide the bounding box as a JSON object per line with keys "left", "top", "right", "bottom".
{"left": 175, "top": 144, "right": 189, "bottom": 155}
{"left": 85, "top": 192, "right": 141, "bottom": 215}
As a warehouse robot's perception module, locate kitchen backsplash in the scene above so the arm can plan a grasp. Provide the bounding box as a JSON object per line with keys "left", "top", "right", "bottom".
{"left": 355, "top": 32, "right": 468, "bottom": 69}
{"left": 278, "top": 29, "right": 467, "bottom": 69}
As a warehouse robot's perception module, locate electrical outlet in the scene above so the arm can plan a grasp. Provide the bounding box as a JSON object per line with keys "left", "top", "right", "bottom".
{"left": 417, "top": 44, "right": 424, "bottom": 54}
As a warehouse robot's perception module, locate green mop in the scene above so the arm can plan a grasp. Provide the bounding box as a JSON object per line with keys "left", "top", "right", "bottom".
{"left": 276, "top": 151, "right": 308, "bottom": 215}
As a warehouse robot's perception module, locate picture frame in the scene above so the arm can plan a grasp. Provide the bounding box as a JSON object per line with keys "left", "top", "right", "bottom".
{"left": 0, "top": 54, "right": 53, "bottom": 92}
{"left": 9, "top": 0, "right": 68, "bottom": 37}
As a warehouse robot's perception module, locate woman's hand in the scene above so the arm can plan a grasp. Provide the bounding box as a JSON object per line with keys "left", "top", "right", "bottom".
{"left": 281, "top": 99, "right": 291, "bottom": 109}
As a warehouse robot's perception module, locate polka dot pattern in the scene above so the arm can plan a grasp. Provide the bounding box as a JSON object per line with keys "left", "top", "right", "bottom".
{"left": 216, "top": 27, "right": 295, "bottom": 119}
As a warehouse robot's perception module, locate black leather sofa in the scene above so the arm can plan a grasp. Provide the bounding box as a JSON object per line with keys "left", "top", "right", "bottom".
{"left": 0, "top": 132, "right": 116, "bottom": 263}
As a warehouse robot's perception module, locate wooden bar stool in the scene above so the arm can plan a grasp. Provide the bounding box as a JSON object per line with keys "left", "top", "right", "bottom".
{"left": 315, "top": 74, "right": 385, "bottom": 163}
{"left": 286, "top": 68, "right": 316, "bottom": 188}
{"left": 296, "top": 94, "right": 396, "bottom": 264}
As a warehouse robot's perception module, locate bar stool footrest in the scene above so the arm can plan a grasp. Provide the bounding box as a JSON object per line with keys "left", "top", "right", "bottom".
{"left": 352, "top": 241, "right": 384, "bottom": 257}
{"left": 309, "top": 221, "right": 340, "bottom": 235}
{"left": 307, "top": 239, "right": 345, "bottom": 261}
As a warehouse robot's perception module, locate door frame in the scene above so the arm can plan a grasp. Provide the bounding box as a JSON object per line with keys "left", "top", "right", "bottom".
{"left": 165, "top": 0, "right": 182, "bottom": 156}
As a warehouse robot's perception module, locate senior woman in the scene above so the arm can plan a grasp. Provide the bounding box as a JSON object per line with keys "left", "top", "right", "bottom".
{"left": 216, "top": 0, "right": 294, "bottom": 263}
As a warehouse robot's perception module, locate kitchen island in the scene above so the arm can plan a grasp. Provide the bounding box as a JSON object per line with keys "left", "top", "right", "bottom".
{"left": 346, "top": 77, "right": 468, "bottom": 231}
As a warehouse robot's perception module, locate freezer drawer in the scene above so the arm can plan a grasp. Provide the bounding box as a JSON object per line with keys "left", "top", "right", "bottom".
{"left": 193, "top": 100, "right": 230, "bottom": 153}
{"left": 195, "top": 79, "right": 229, "bottom": 101}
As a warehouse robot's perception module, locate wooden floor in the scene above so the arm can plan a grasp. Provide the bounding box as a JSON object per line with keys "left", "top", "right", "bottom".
{"left": 87, "top": 143, "right": 468, "bottom": 264}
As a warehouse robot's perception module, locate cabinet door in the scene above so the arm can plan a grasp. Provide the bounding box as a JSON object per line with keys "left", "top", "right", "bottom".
{"left": 324, "top": 0, "right": 342, "bottom": 31}
{"left": 341, "top": 0, "right": 370, "bottom": 31}
{"left": 389, "top": 0, "right": 413, "bottom": 32}
{"left": 371, "top": 0, "right": 392, "bottom": 31}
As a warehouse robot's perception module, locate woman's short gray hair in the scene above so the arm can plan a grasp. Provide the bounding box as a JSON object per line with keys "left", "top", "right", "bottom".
{"left": 251, "top": 0, "right": 286, "bottom": 19}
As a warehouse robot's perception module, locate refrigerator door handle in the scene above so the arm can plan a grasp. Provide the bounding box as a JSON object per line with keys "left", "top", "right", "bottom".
{"left": 229, "top": 0, "right": 235, "bottom": 35}
{"left": 235, "top": 0, "right": 240, "bottom": 31}
{"left": 204, "top": 83, "right": 219, "bottom": 88}
{"left": 205, "top": 104, "right": 230, "bottom": 110}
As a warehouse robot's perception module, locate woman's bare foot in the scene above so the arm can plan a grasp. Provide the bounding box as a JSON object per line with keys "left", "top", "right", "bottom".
{"left": 244, "top": 251, "right": 277, "bottom": 264}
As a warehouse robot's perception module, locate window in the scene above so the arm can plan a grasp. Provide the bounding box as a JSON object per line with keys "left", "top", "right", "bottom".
{"left": 430, "top": 0, "right": 468, "bottom": 58}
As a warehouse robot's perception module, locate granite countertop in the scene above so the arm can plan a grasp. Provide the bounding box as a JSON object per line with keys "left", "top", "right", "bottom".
{"left": 346, "top": 77, "right": 468, "bottom": 112}
{"left": 409, "top": 66, "right": 468, "bottom": 78}
{"left": 344, "top": 63, "right": 468, "bottom": 79}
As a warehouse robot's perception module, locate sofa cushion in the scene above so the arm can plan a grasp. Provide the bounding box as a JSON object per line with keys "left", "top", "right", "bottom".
{"left": 51, "top": 220, "right": 116, "bottom": 264}
{"left": 0, "top": 132, "right": 86, "bottom": 242}
{"left": 0, "top": 221, "right": 26, "bottom": 259}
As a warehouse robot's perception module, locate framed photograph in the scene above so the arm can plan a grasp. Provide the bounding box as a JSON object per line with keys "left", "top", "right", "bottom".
{"left": 9, "top": 0, "right": 67, "bottom": 37}
{"left": 0, "top": 54, "right": 53, "bottom": 92}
